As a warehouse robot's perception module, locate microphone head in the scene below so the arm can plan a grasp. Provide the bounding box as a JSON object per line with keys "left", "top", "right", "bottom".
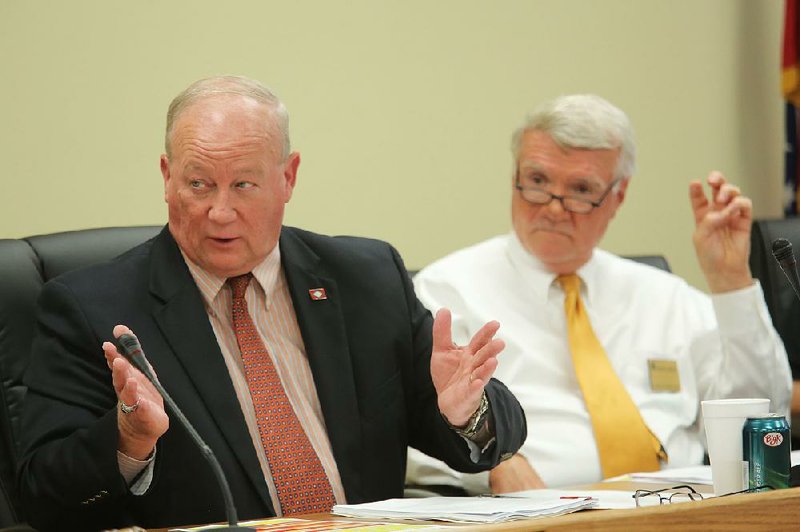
{"left": 115, "top": 333, "right": 142, "bottom": 358}
{"left": 772, "top": 238, "right": 795, "bottom": 263}
{"left": 114, "top": 333, "right": 155, "bottom": 381}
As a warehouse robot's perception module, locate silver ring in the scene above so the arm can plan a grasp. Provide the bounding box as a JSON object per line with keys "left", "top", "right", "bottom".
{"left": 119, "top": 399, "right": 140, "bottom": 414}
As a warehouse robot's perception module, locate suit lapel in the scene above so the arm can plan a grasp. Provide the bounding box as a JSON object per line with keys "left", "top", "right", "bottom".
{"left": 279, "top": 228, "right": 365, "bottom": 502}
{"left": 147, "top": 228, "right": 273, "bottom": 512}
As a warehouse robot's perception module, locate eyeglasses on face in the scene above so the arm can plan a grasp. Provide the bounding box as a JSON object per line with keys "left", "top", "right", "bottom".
{"left": 514, "top": 170, "right": 621, "bottom": 214}
{"left": 632, "top": 484, "right": 703, "bottom": 507}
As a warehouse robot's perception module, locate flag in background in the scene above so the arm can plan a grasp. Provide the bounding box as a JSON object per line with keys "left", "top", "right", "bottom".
{"left": 783, "top": 0, "right": 800, "bottom": 215}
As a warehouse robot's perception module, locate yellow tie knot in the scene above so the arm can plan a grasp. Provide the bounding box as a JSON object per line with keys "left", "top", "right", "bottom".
{"left": 557, "top": 273, "right": 581, "bottom": 296}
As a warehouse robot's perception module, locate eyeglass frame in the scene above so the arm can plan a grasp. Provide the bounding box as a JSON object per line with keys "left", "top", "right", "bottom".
{"left": 632, "top": 484, "right": 704, "bottom": 508}
{"left": 513, "top": 169, "right": 623, "bottom": 214}
{"left": 718, "top": 485, "right": 775, "bottom": 497}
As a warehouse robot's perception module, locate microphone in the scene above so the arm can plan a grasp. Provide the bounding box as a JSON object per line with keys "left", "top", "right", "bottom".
{"left": 116, "top": 334, "right": 255, "bottom": 531}
{"left": 771, "top": 238, "right": 800, "bottom": 301}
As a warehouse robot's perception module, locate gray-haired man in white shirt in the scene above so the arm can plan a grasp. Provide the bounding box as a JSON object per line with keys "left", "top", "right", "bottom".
{"left": 406, "top": 94, "right": 792, "bottom": 493}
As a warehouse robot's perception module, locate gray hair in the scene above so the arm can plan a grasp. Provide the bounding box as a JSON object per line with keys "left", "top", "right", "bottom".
{"left": 165, "top": 75, "right": 291, "bottom": 159}
{"left": 511, "top": 94, "right": 636, "bottom": 181}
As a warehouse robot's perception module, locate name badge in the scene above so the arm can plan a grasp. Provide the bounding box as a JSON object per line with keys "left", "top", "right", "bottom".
{"left": 648, "top": 359, "right": 680, "bottom": 392}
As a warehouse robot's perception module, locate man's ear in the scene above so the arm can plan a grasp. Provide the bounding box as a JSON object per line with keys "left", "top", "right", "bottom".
{"left": 607, "top": 177, "right": 630, "bottom": 221}
{"left": 283, "top": 151, "right": 301, "bottom": 203}
{"left": 160, "top": 154, "right": 171, "bottom": 203}
{"left": 615, "top": 177, "right": 630, "bottom": 204}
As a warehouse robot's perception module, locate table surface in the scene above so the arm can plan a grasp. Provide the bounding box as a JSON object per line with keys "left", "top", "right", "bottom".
{"left": 447, "top": 483, "right": 800, "bottom": 531}
{"left": 294, "top": 481, "right": 800, "bottom": 532}
{"left": 157, "top": 481, "right": 800, "bottom": 531}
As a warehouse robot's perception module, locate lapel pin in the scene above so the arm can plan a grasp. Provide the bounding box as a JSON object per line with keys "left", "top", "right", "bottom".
{"left": 308, "top": 288, "right": 328, "bottom": 301}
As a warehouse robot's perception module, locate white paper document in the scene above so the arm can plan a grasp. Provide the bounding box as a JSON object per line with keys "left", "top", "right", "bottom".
{"left": 508, "top": 488, "right": 708, "bottom": 510}
{"left": 332, "top": 494, "right": 595, "bottom": 523}
{"left": 627, "top": 451, "right": 800, "bottom": 485}
{"left": 628, "top": 465, "right": 713, "bottom": 485}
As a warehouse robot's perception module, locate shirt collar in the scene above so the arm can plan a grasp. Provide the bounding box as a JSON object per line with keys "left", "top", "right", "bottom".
{"left": 506, "top": 230, "right": 600, "bottom": 304}
{"left": 574, "top": 250, "right": 601, "bottom": 305}
{"left": 182, "top": 245, "right": 283, "bottom": 308}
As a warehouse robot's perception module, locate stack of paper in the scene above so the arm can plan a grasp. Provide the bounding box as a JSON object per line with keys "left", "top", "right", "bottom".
{"left": 507, "top": 489, "right": 654, "bottom": 510}
{"left": 332, "top": 494, "right": 595, "bottom": 523}
{"left": 173, "top": 517, "right": 444, "bottom": 530}
{"left": 628, "top": 465, "right": 713, "bottom": 485}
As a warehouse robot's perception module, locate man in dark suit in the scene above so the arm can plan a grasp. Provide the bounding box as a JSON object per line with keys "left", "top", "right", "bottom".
{"left": 17, "top": 76, "right": 526, "bottom": 530}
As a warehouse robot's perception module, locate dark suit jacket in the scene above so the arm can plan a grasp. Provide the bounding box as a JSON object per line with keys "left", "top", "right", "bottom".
{"left": 18, "top": 226, "right": 526, "bottom": 531}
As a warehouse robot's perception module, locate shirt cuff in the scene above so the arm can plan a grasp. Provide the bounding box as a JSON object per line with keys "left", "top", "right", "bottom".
{"left": 117, "top": 448, "right": 156, "bottom": 495}
{"left": 461, "top": 433, "right": 498, "bottom": 462}
{"left": 711, "top": 280, "right": 771, "bottom": 334}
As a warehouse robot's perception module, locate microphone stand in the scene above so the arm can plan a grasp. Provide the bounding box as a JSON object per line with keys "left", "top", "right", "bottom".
{"left": 117, "top": 335, "right": 256, "bottom": 530}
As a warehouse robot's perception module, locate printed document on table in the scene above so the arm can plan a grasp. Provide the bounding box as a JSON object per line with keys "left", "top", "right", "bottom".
{"left": 332, "top": 494, "right": 595, "bottom": 523}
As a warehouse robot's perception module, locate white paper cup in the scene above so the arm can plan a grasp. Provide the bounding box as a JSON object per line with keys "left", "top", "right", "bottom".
{"left": 701, "top": 398, "right": 770, "bottom": 495}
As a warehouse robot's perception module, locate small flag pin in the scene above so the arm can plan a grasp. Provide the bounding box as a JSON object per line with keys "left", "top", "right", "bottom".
{"left": 309, "top": 288, "right": 327, "bottom": 300}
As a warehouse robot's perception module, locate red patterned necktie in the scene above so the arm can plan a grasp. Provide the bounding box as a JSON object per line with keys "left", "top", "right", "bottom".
{"left": 229, "top": 273, "right": 335, "bottom": 515}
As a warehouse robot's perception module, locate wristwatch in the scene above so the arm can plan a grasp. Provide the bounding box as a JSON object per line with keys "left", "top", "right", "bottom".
{"left": 447, "top": 391, "right": 490, "bottom": 439}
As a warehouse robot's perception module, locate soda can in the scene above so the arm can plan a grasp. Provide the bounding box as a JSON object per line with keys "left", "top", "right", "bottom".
{"left": 742, "top": 413, "right": 791, "bottom": 490}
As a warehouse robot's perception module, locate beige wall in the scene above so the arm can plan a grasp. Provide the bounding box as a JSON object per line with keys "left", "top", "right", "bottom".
{"left": 0, "top": 0, "right": 785, "bottom": 289}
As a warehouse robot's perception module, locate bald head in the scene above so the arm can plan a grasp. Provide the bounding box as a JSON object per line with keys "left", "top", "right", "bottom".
{"left": 164, "top": 75, "right": 291, "bottom": 160}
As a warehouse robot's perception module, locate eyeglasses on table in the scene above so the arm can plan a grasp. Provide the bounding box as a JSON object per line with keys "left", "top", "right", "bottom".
{"left": 632, "top": 485, "right": 703, "bottom": 507}
{"left": 633, "top": 484, "right": 775, "bottom": 507}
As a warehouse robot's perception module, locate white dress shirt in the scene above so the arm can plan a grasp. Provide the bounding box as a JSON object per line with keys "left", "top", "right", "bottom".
{"left": 405, "top": 233, "right": 792, "bottom": 491}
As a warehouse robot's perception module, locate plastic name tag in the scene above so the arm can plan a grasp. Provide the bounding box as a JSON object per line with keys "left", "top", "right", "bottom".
{"left": 647, "top": 359, "right": 680, "bottom": 392}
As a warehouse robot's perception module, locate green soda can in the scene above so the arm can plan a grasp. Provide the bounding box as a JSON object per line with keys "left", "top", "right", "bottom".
{"left": 742, "top": 413, "right": 791, "bottom": 490}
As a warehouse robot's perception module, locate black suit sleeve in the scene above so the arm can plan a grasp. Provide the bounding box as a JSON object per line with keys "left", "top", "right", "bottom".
{"left": 18, "top": 280, "right": 135, "bottom": 530}
{"left": 390, "top": 247, "right": 527, "bottom": 472}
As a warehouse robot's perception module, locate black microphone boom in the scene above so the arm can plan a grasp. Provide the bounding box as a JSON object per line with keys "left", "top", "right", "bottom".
{"left": 116, "top": 334, "right": 255, "bottom": 531}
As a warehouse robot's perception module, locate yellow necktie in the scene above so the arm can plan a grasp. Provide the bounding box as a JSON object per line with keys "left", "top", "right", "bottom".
{"left": 558, "top": 273, "right": 666, "bottom": 478}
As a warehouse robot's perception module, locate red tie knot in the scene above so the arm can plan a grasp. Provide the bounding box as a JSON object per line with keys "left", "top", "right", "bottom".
{"left": 229, "top": 273, "right": 253, "bottom": 300}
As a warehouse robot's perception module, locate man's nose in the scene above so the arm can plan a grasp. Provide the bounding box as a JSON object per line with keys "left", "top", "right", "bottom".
{"left": 545, "top": 194, "right": 569, "bottom": 216}
{"left": 208, "top": 192, "right": 237, "bottom": 223}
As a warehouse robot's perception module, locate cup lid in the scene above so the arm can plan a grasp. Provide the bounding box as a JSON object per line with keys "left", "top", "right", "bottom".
{"left": 701, "top": 398, "right": 770, "bottom": 418}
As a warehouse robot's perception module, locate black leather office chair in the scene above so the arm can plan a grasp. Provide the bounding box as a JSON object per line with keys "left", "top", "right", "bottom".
{"left": 625, "top": 255, "right": 671, "bottom": 273}
{"left": 0, "top": 225, "right": 161, "bottom": 527}
{"left": 749, "top": 217, "right": 800, "bottom": 462}
{"left": 749, "top": 218, "right": 800, "bottom": 380}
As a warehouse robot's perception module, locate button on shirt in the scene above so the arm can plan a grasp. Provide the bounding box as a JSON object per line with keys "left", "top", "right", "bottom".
{"left": 405, "top": 233, "right": 792, "bottom": 491}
